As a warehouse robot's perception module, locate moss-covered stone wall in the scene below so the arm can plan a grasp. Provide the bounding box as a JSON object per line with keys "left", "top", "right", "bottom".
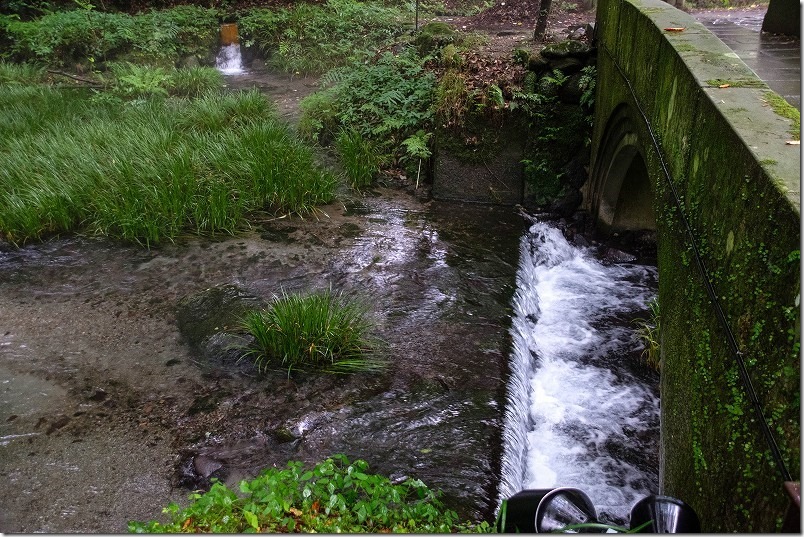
{"left": 587, "top": 0, "right": 800, "bottom": 530}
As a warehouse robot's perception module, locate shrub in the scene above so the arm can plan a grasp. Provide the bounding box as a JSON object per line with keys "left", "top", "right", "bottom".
{"left": 2, "top": 5, "right": 219, "bottom": 66}
{"left": 299, "top": 48, "right": 436, "bottom": 161}
{"left": 238, "top": 0, "right": 407, "bottom": 75}
{"left": 128, "top": 454, "right": 491, "bottom": 533}
{"left": 241, "top": 289, "right": 385, "bottom": 376}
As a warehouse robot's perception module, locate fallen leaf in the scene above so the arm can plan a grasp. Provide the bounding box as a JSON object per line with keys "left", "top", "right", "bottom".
{"left": 718, "top": 83, "right": 730, "bottom": 88}
{"left": 785, "top": 140, "right": 800, "bottom": 145}
{"left": 664, "top": 27, "right": 685, "bottom": 31}
{"left": 182, "top": 518, "right": 193, "bottom": 530}
{"left": 289, "top": 508, "right": 303, "bottom": 517}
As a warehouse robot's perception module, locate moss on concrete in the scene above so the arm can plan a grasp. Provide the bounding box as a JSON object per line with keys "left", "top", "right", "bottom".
{"left": 706, "top": 78, "right": 768, "bottom": 88}
{"left": 590, "top": 0, "right": 800, "bottom": 531}
{"left": 764, "top": 91, "right": 801, "bottom": 140}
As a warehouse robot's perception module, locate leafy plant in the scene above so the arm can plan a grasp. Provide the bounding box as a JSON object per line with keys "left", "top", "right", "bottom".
{"left": 241, "top": 289, "right": 385, "bottom": 376}
{"left": 238, "top": 0, "right": 406, "bottom": 75}
{"left": 634, "top": 297, "right": 661, "bottom": 370}
{"left": 401, "top": 129, "right": 432, "bottom": 187}
{"left": 538, "top": 68, "right": 570, "bottom": 94}
{"left": 578, "top": 65, "right": 596, "bottom": 110}
{"left": 108, "top": 61, "right": 170, "bottom": 98}
{"left": 128, "top": 455, "right": 490, "bottom": 533}
{"left": 299, "top": 48, "right": 436, "bottom": 164}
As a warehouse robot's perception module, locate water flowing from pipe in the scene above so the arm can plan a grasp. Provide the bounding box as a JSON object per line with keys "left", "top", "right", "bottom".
{"left": 499, "top": 220, "right": 659, "bottom": 524}
{"left": 216, "top": 23, "right": 244, "bottom": 75}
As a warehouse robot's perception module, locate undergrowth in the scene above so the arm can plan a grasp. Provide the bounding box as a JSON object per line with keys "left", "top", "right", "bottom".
{"left": 299, "top": 47, "right": 436, "bottom": 182}
{"left": 1, "top": 5, "right": 220, "bottom": 66}
{"left": 128, "top": 454, "right": 491, "bottom": 533}
{"left": 237, "top": 0, "right": 408, "bottom": 75}
{"left": 0, "top": 84, "right": 335, "bottom": 246}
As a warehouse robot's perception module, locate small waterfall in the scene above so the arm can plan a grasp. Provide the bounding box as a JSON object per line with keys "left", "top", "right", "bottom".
{"left": 499, "top": 221, "right": 660, "bottom": 524}
{"left": 216, "top": 23, "right": 244, "bottom": 75}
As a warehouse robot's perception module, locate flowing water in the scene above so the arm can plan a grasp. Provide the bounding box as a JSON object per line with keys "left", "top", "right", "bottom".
{"left": 0, "top": 192, "right": 523, "bottom": 532}
{"left": 499, "top": 221, "right": 660, "bottom": 525}
{"left": 216, "top": 43, "right": 244, "bottom": 75}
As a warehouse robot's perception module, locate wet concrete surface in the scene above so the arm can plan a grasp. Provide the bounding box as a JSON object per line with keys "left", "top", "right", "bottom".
{"left": 692, "top": 6, "right": 800, "bottom": 109}
{"left": 0, "top": 188, "right": 525, "bottom": 532}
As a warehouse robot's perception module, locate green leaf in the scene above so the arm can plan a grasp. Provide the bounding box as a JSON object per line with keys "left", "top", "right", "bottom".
{"left": 243, "top": 510, "right": 259, "bottom": 530}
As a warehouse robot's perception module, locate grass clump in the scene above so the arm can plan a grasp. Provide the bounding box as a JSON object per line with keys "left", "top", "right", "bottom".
{"left": 128, "top": 454, "right": 491, "bottom": 533}
{"left": 242, "top": 290, "right": 385, "bottom": 376}
{"left": 335, "top": 128, "right": 385, "bottom": 189}
{"left": 0, "top": 61, "right": 44, "bottom": 84}
{"left": 238, "top": 0, "right": 407, "bottom": 75}
{"left": 634, "top": 297, "right": 661, "bottom": 370}
{"left": 0, "top": 85, "right": 335, "bottom": 246}
{"left": 105, "top": 62, "right": 224, "bottom": 98}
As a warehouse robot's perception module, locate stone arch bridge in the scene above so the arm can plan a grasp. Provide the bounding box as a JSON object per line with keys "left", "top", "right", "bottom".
{"left": 583, "top": 0, "right": 800, "bottom": 531}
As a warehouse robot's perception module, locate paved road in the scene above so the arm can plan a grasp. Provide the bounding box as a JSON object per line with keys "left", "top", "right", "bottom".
{"left": 692, "top": 7, "right": 801, "bottom": 110}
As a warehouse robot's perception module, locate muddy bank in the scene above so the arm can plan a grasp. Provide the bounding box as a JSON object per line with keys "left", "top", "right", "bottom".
{"left": 0, "top": 188, "right": 524, "bottom": 532}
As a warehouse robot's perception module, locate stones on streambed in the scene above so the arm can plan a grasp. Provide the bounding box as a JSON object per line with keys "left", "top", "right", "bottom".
{"left": 175, "top": 284, "right": 264, "bottom": 372}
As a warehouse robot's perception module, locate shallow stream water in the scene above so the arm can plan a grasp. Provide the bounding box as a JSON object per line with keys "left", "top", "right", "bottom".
{"left": 0, "top": 190, "right": 524, "bottom": 532}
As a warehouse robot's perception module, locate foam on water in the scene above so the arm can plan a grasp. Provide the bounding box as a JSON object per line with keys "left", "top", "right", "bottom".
{"left": 499, "top": 221, "right": 659, "bottom": 524}
{"left": 216, "top": 44, "right": 244, "bottom": 75}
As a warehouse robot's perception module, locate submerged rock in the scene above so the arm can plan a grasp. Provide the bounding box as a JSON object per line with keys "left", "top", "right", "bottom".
{"left": 176, "top": 284, "right": 264, "bottom": 349}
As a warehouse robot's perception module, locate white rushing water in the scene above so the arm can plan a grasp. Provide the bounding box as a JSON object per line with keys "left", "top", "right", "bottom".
{"left": 216, "top": 44, "right": 244, "bottom": 75}
{"left": 499, "top": 221, "right": 659, "bottom": 524}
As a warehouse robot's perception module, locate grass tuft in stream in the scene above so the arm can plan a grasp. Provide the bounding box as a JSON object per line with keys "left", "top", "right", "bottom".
{"left": 634, "top": 298, "right": 661, "bottom": 370}
{"left": 241, "top": 289, "right": 386, "bottom": 376}
{"left": 0, "top": 83, "right": 336, "bottom": 246}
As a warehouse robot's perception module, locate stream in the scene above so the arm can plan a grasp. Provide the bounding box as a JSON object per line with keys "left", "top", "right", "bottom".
{"left": 499, "top": 221, "right": 660, "bottom": 525}
{"left": 0, "top": 187, "right": 659, "bottom": 532}
{"left": 1, "top": 51, "right": 659, "bottom": 531}
{"left": 0, "top": 190, "right": 524, "bottom": 532}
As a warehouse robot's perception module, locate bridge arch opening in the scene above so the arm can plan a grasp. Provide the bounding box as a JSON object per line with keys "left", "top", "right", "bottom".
{"left": 590, "top": 105, "right": 656, "bottom": 234}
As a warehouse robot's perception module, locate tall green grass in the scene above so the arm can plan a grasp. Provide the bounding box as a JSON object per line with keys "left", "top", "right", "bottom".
{"left": 335, "top": 128, "right": 384, "bottom": 190}
{"left": 241, "top": 290, "right": 385, "bottom": 376}
{"left": 0, "top": 85, "right": 336, "bottom": 246}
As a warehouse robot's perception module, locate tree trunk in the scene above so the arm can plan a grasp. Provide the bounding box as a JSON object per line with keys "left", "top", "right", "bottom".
{"left": 533, "top": 0, "right": 553, "bottom": 42}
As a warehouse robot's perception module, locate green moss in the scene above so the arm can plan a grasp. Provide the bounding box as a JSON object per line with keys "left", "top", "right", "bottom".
{"left": 764, "top": 91, "right": 801, "bottom": 140}
{"left": 540, "top": 39, "right": 589, "bottom": 58}
{"left": 706, "top": 78, "right": 767, "bottom": 88}
{"left": 415, "top": 22, "right": 456, "bottom": 54}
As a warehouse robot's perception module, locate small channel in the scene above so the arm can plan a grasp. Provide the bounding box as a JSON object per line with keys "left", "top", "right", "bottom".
{"left": 499, "top": 220, "right": 660, "bottom": 525}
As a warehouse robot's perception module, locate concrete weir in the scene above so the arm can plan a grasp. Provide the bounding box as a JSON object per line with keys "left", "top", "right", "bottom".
{"left": 586, "top": 0, "right": 800, "bottom": 531}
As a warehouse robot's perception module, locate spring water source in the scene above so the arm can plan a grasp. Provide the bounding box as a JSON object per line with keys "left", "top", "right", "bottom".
{"left": 499, "top": 220, "right": 660, "bottom": 525}
{"left": 216, "top": 23, "right": 244, "bottom": 75}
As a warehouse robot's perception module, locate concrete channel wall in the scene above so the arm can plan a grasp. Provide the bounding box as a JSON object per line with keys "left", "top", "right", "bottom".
{"left": 587, "top": 0, "right": 800, "bottom": 530}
